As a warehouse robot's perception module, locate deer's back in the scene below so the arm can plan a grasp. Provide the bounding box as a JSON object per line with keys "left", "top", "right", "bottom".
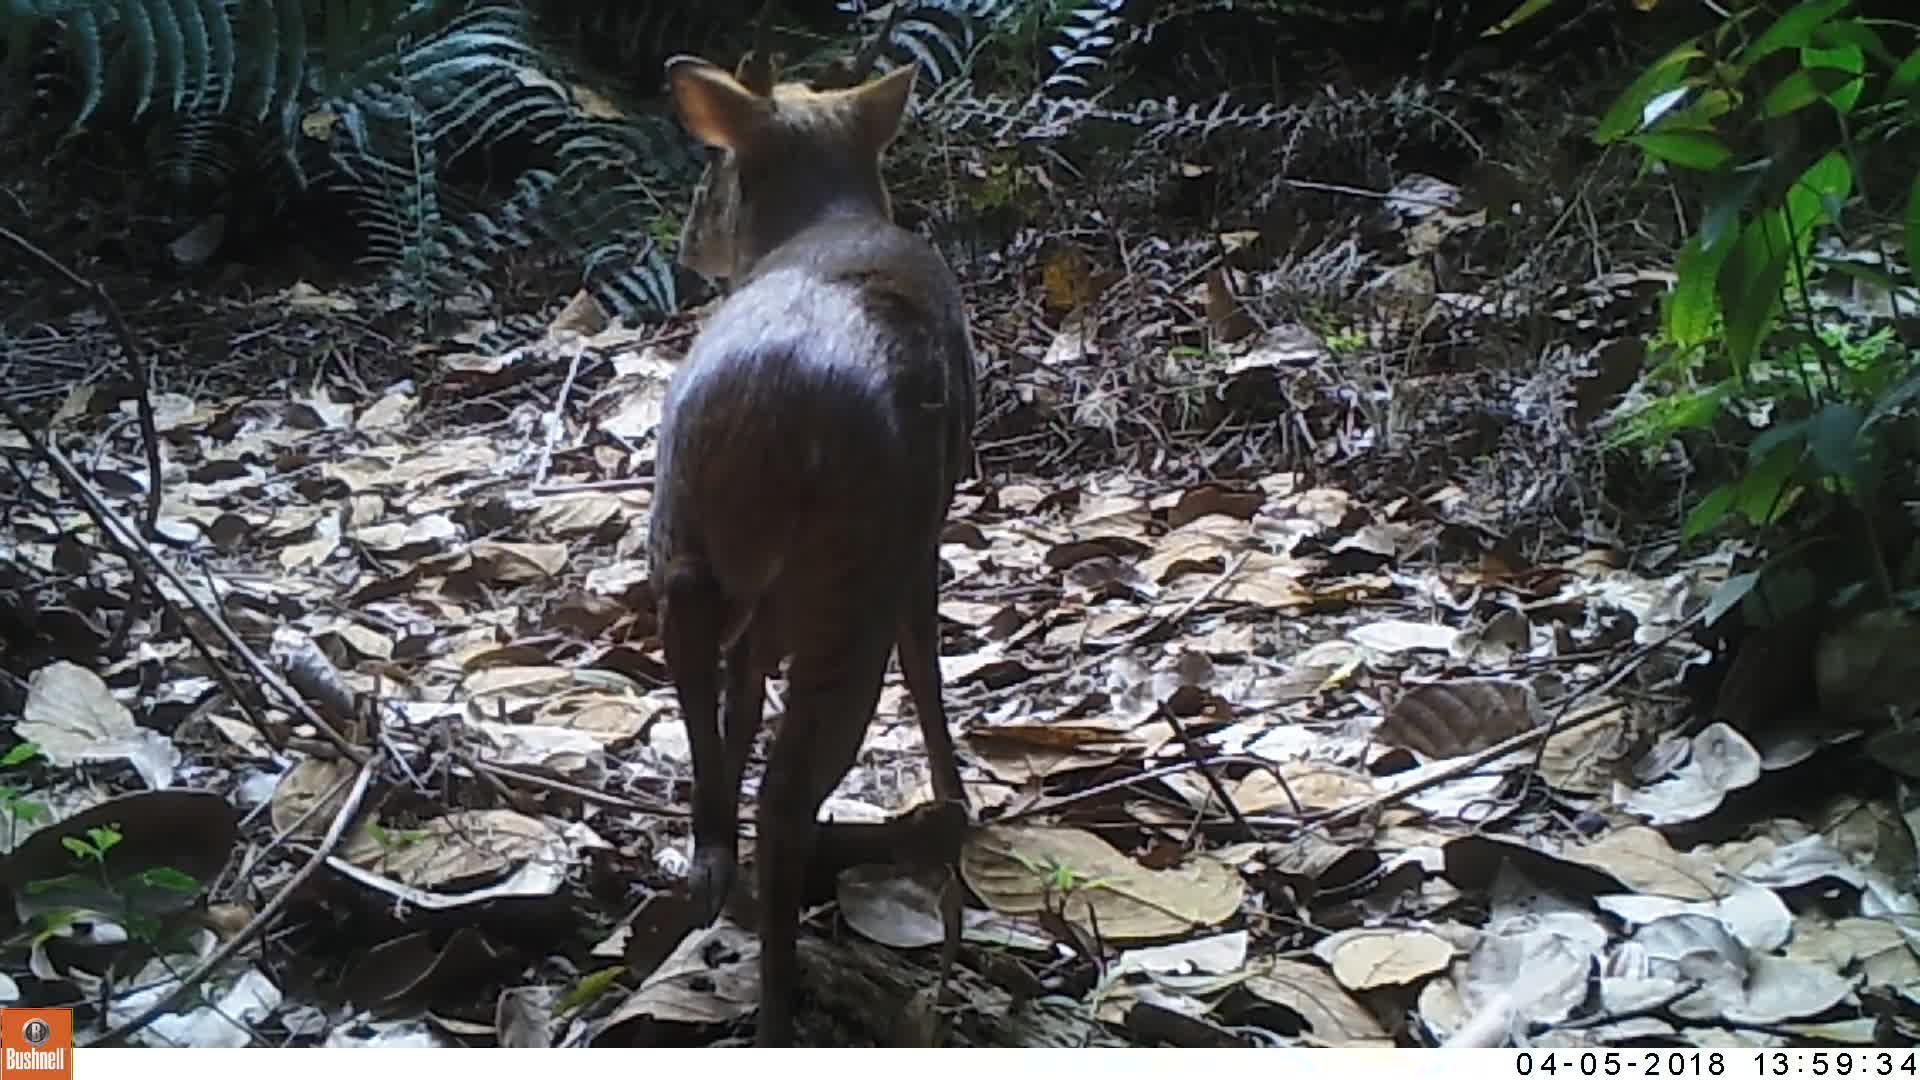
{"left": 650, "top": 218, "right": 974, "bottom": 619}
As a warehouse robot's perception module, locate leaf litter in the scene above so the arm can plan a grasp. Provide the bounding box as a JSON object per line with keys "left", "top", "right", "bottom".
{"left": 10, "top": 307, "right": 1920, "bottom": 1052}
{"left": 5, "top": 194, "right": 1920, "bottom": 1053}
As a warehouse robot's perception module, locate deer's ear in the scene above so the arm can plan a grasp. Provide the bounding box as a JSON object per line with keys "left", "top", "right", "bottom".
{"left": 851, "top": 62, "right": 917, "bottom": 154}
{"left": 667, "top": 55, "right": 764, "bottom": 151}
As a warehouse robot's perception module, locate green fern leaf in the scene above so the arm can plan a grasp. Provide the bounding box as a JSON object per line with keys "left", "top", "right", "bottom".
{"left": 168, "top": 0, "right": 212, "bottom": 110}
{"left": 247, "top": 0, "right": 279, "bottom": 118}
{"left": 273, "top": 0, "right": 304, "bottom": 113}
{"left": 63, "top": 7, "right": 106, "bottom": 130}
{"left": 145, "top": 0, "right": 185, "bottom": 112}
{"left": 116, "top": 0, "right": 158, "bottom": 117}
{"left": 204, "top": 0, "right": 232, "bottom": 110}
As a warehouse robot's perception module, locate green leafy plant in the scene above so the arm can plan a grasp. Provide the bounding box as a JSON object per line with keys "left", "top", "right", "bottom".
{"left": 1590, "top": 0, "right": 1920, "bottom": 623}
{"left": 0, "top": 741, "right": 48, "bottom": 842}
{"left": 366, "top": 821, "right": 428, "bottom": 850}
{"left": 22, "top": 822, "right": 203, "bottom": 947}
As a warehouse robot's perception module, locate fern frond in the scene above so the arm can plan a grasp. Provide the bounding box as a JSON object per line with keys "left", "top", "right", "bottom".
{"left": 1042, "top": 0, "right": 1127, "bottom": 97}
{"left": 115, "top": 0, "right": 158, "bottom": 117}
{"left": 63, "top": 8, "right": 105, "bottom": 126}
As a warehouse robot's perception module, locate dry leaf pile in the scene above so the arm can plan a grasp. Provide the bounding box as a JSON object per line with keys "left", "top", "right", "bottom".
{"left": 2, "top": 267, "right": 1920, "bottom": 1050}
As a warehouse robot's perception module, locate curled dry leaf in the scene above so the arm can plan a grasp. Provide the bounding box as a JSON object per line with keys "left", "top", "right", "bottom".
{"left": 495, "top": 985, "right": 558, "bottom": 1048}
{"left": 959, "top": 825, "right": 1243, "bottom": 941}
{"left": 1787, "top": 914, "right": 1920, "bottom": 988}
{"left": 1536, "top": 704, "right": 1633, "bottom": 795}
{"left": 1615, "top": 722, "right": 1761, "bottom": 826}
{"left": 1112, "top": 929, "right": 1248, "bottom": 978}
{"left": 963, "top": 724, "right": 1156, "bottom": 786}
{"left": 340, "top": 809, "right": 606, "bottom": 905}
{"left": 1632, "top": 914, "right": 1855, "bottom": 1024}
{"left": 1383, "top": 678, "right": 1537, "bottom": 759}
{"left": 1457, "top": 928, "right": 1593, "bottom": 1029}
{"left": 837, "top": 864, "right": 949, "bottom": 950}
{"left": 596, "top": 920, "right": 760, "bottom": 1037}
{"left": 1449, "top": 609, "right": 1532, "bottom": 666}
{"left": 1598, "top": 881, "right": 1792, "bottom": 952}
{"left": 1241, "top": 958, "right": 1392, "bottom": 1047}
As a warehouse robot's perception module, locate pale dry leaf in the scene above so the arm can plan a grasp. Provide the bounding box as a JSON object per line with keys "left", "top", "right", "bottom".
{"left": 958, "top": 825, "right": 1243, "bottom": 941}
{"left": 596, "top": 382, "right": 670, "bottom": 441}
{"left": 548, "top": 288, "right": 610, "bottom": 336}
{"left": 1070, "top": 492, "right": 1153, "bottom": 535}
{"left": 280, "top": 515, "right": 342, "bottom": 570}
{"left": 1787, "top": 915, "right": 1920, "bottom": 988}
{"left": 1270, "top": 487, "right": 1354, "bottom": 531}
{"left": 463, "top": 665, "right": 591, "bottom": 702}
{"left": 20, "top": 661, "right": 180, "bottom": 789}
{"left": 270, "top": 756, "right": 362, "bottom": 840}
{"left": 1349, "top": 619, "right": 1458, "bottom": 655}
{"left": 356, "top": 392, "right": 416, "bottom": 431}
{"left": 1136, "top": 514, "right": 1253, "bottom": 583}
{"left": 385, "top": 437, "right": 498, "bottom": 490}
{"left": 353, "top": 514, "right": 461, "bottom": 558}
{"left": 1734, "top": 834, "right": 1867, "bottom": 890}
{"left": 320, "top": 622, "right": 394, "bottom": 663}
{"left": 282, "top": 280, "right": 356, "bottom": 313}
{"left": 288, "top": 391, "right": 353, "bottom": 431}
{"left": 495, "top": 985, "right": 556, "bottom": 1049}
{"left": 1043, "top": 606, "right": 1151, "bottom": 649}
{"left": 470, "top": 541, "right": 568, "bottom": 583}
{"left": 529, "top": 693, "right": 661, "bottom": 740}
{"left": 1329, "top": 522, "right": 1400, "bottom": 561}
{"left": 528, "top": 492, "right": 638, "bottom": 538}
{"left": 1562, "top": 825, "right": 1722, "bottom": 900}
{"left": 963, "top": 726, "right": 1141, "bottom": 785}
{"left": 1195, "top": 621, "right": 1256, "bottom": 656}
{"left": 1597, "top": 881, "right": 1792, "bottom": 952}
{"left": 1112, "top": 930, "right": 1248, "bottom": 978}
{"left": 1212, "top": 551, "right": 1316, "bottom": 609}
{"left": 1206, "top": 761, "right": 1376, "bottom": 815}
{"left": 344, "top": 809, "right": 554, "bottom": 889}
{"left": 1631, "top": 913, "right": 1856, "bottom": 1025}
{"left": 1225, "top": 325, "right": 1329, "bottom": 375}
{"left": 1313, "top": 927, "right": 1454, "bottom": 990}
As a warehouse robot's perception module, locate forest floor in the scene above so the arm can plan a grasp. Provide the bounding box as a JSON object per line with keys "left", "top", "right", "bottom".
{"left": 1, "top": 34, "right": 1917, "bottom": 1051}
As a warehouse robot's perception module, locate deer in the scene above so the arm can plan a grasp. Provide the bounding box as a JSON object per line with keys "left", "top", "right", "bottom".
{"left": 648, "top": 24, "right": 975, "bottom": 1047}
